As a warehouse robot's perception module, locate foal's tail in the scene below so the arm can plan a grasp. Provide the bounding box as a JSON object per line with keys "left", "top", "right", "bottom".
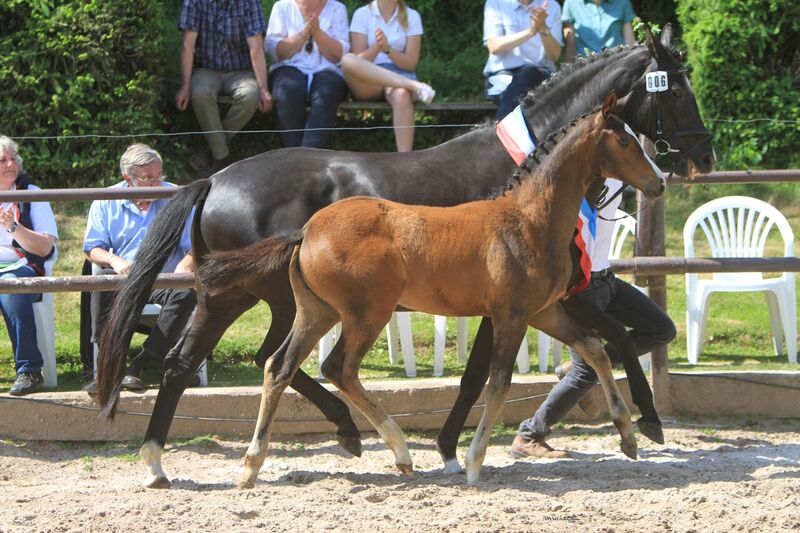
{"left": 198, "top": 232, "right": 303, "bottom": 295}
{"left": 97, "top": 179, "right": 212, "bottom": 419}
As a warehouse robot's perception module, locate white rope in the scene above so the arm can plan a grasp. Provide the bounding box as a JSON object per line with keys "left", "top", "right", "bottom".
{"left": 11, "top": 117, "right": 797, "bottom": 142}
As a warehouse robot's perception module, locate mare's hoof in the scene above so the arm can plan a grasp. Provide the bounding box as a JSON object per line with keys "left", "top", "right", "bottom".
{"left": 620, "top": 441, "right": 638, "bottom": 460}
{"left": 636, "top": 418, "right": 665, "bottom": 445}
{"left": 144, "top": 475, "right": 172, "bottom": 489}
{"left": 337, "top": 435, "right": 363, "bottom": 458}
{"left": 396, "top": 463, "right": 415, "bottom": 476}
{"left": 441, "top": 458, "right": 464, "bottom": 475}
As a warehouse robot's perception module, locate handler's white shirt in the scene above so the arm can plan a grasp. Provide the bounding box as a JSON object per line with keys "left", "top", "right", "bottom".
{"left": 350, "top": 1, "right": 423, "bottom": 66}
{"left": 265, "top": 0, "right": 350, "bottom": 77}
{"left": 579, "top": 178, "right": 623, "bottom": 272}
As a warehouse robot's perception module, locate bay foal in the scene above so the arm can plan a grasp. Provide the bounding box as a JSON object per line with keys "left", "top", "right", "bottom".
{"left": 200, "top": 93, "right": 665, "bottom": 486}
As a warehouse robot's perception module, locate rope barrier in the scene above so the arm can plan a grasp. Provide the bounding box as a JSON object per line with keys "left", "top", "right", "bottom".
{"left": 10, "top": 117, "right": 798, "bottom": 142}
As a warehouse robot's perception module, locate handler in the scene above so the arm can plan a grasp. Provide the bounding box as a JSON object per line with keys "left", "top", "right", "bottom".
{"left": 84, "top": 144, "right": 197, "bottom": 393}
{"left": 511, "top": 179, "right": 676, "bottom": 458}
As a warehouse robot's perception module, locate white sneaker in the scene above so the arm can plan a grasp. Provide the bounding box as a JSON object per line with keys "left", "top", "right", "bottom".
{"left": 414, "top": 83, "right": 436, "bottom": 105}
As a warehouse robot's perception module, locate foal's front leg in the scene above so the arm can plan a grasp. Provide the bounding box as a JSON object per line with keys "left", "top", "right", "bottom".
{"left": 464, "top": 319, "right": 529, "bottom": 485}
{"left": 532, "top": 306, "right": 637, "bottom": 460}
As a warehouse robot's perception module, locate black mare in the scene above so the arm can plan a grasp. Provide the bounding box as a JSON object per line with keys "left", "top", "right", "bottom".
{"left": 96, "top": 26, "right": 715, "bottom": 487}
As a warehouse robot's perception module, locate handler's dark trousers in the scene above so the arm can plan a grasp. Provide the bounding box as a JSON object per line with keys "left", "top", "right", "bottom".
{"left": 91, "top": 267, "right": 196, "bottom": 372}
{"left": 517, "top": 271, "right": 676, "bottom": 441}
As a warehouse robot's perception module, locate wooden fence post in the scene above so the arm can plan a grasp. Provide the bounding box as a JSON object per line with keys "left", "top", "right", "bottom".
{"left": 634, "top": 138, "right": 673, "bottom": 415}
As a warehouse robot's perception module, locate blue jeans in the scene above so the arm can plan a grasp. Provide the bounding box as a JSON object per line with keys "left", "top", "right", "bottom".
{"left": 269, "top": 66, "right": 348, "bottom": 148}
{"left": 487, "top": 65, "right": 552, "bottom": 121}
{"left": 0, "top": 265, "right": 44, "bottom": 374}
{"left": 518, "top": 272, "right": 676, "bottom": 440}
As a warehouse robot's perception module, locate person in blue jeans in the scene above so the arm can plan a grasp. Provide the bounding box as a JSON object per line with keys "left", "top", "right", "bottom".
{"left": 0, "top": 135, "right": 59, "bottom": 396}
{"left": 511, "top": 179, "right": 676, "bottom": 458}
{"left": 483, "top": 0, "right": 563, "bottom": 120}
{"left": 265, "top": 0, "right": 350, "bottom": 148}
{"left": 562, "top": 0, "right": 636, "bottom": 64}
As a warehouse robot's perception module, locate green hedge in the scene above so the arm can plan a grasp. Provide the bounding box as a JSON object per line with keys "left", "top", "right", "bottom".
{"left": 0, "top": 0, "right": 168, "bottom": 188}
{"left": 677, "top": 0, "right": 800, "bottom": 171}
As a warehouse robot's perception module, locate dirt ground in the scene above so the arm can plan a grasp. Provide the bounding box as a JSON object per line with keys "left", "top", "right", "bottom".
{"left": 1, "top": 418, "right": 799, "bottom": 533}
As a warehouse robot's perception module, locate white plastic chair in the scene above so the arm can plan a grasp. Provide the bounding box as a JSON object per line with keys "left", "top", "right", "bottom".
{"left": 683, "top": 196, "right": 797, "bottom": 364}
{"left": 539, "top": 210, "right": 652, "bottom": 372}
{"left": 319, "top": 311, "right": 415, "bottom": 377}
{"left": 37, "top": 247, "right": 58, "bottom": 387}
{"left": 90, "top": 263, "right": 207, "bottom": 385}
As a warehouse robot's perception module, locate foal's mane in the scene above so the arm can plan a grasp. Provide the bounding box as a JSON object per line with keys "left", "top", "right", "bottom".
{"left": 489, "top": 111, "right": 595, "bottom": 199}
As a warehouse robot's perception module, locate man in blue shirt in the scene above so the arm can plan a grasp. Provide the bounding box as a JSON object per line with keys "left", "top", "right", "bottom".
{"left": 84, "top": 144, "right": 196, "bottom": 392}
{"left": 562, "top": 0, "right": 636, "bottom": 63}
{"left": 176, "top": 0, "right": 273, "bottom": 178}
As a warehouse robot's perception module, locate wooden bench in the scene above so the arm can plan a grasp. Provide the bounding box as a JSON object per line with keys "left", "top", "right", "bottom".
{"left": 217, "top": 95, "right": 495, "bottom": 113}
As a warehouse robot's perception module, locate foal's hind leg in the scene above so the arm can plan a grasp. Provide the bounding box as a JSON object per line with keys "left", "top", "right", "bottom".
{"left": 436, "top": 317, "right": 493, "bottom": 473}
{"left": 239, "top": 310, "right": 338, "bottom": 488}
{"left": 532, "top": 305, "right": 637, "bottom": 460}
{"left": 140, "top": 287, "right": 259, "bottom": 488}
{"left": 251, "top": 285, "right": 362, "bottom": 457}
{"left": 322, "top": 312, "right": 414, "bottom": 475}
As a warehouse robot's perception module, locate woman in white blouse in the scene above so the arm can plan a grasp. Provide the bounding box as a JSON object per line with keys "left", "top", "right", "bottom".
{"left": 265, "top": 0, "right": 350, "bottom": 148}
{"left": 340, "top": 0, "right": 435, "bottom": 152}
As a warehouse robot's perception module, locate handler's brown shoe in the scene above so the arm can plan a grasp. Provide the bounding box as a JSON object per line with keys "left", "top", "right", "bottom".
{"left": 555, "top": 361, "right": 604, "bottom": 419}
{"left": 510, "top": 435, "right": 569, "bottom": 459}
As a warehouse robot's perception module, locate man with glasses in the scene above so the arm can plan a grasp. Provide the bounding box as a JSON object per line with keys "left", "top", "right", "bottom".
{"left": 83, "top": 144, "right": 197, "bottom": 392}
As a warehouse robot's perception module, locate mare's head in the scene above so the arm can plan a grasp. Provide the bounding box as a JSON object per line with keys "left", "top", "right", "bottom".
{"left": 591, "top": 92, "right": 665, "bottom": 199}
{"left": 623, "top": 24, "right": 716, "bottom": 177}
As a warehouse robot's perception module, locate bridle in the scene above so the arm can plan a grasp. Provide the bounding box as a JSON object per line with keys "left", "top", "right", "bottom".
{"left": 594, "top": 61, "right": 712, "bottom": 218}
{"left": 642, "top": 62, "right": 712, "bottom": 160}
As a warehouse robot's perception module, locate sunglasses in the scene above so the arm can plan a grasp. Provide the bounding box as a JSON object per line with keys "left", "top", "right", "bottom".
{"left": 305, "top": 37, "right": 313, "bottom": 53}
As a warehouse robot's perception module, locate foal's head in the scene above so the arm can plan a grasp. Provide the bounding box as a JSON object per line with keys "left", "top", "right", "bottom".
{"left": 590, "top": 92, "right": 666, "bottom": 199}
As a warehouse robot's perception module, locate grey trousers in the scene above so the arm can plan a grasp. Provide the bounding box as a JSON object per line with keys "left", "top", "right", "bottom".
{"left": 190, "top": 68, "right": 259, "bottom": 160}
{"left": 518, "top": 272, "right": 676, "bottom": 440}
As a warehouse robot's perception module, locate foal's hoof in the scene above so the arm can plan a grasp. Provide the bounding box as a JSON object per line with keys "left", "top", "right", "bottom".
{"left": 337, "top": 435, "right": 363, "bottom": 458}
{"left": 237, "top": 479, "right": 256, "bottom": 490}
{"left": 620, "top": 441, "right": 638, "bottom": 460}
{"left": 396, "top": 463, "right": 415, "bottom": 476}
{"left": 144, "top": 475, "right": 172, "bottom": 489}
{"left": 636, "top": 418, "right": 665, "bottom": 445}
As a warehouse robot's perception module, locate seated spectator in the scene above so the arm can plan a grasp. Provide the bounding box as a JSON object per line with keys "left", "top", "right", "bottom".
{"left": 84, "top": 144, "right": 196, "bottom": 393}
{"left": 0, "top": 135, "right": 58, "bottom": 396}
{"left": 483, "top": 0, "right": 563, "bottom": 120}
{"left": 175, "top": 0, "right": 273, "bottom": 179}
{"left": 562, "top": 0, "right": 636, "bottom": 63}
{"left": 341, "top": 0, "right": 435, "bottom": 152}
{"left": 265, "top": 0, "right": 350, "bottom": 148}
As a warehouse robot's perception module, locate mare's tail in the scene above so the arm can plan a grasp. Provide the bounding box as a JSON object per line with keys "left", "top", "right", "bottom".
{"left": 198, "top": 232, "right": 303, "bottom": 295}
{"left": 97, "top": 179, "right": 212, "bottom": 419}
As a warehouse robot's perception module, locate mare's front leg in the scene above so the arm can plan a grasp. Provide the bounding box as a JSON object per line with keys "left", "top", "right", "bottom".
{"left": 436, "top": 317, "right": 493, "bottom": 473}
{"left": 464, "top": 317, "right": 529, "bottom": 485}
{"left": 560, "top": 295, "right": 663, "bottom": 445}
{"left": 140, "top": 287, "right": 258, "bottom": 489}
{"left": 252, "top": 288, "right": 362, "bottom": 457}
{"left": 532, "top": 305, "right": 637, "bottom": 460}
